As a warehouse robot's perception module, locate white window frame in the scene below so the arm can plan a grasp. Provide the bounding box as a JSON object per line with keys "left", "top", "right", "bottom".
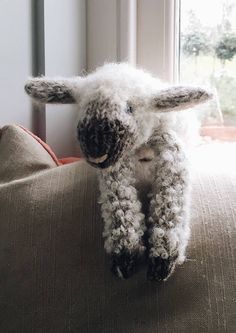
{"left": 137, "top": 0, "right": 179, "bottom": 82}
{"left": 86, "top": 0, "right": 179, "bottom": 83}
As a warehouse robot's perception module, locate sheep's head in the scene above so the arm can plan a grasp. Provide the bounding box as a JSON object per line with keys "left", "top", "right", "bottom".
{"left": 25, "top": 63, "right": 212, "bottom": 169}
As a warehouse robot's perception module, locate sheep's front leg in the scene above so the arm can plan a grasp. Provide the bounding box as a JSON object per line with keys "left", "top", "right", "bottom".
{"left": 98, "top": 156, "right": 146, "bottom": 279}
{"left": 147, "top": 131, "right": 190, "bottom": 281}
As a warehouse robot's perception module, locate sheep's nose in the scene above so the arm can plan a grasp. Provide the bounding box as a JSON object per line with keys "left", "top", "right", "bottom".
{"left": 77, "top": 120, "right": 115, "bottom": 159}
{"left": 80, "top": 131, "right": 111, "bottom": 160}
{"left": 77, "top": 117, "right": 129, "bottom": 168}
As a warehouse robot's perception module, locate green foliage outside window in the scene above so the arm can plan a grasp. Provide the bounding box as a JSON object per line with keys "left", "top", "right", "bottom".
{"left": 181, "top": 2, "right": 236, "bottom": 124}
{"left": 214, "top": 33, "right": 236, "bottom": 64}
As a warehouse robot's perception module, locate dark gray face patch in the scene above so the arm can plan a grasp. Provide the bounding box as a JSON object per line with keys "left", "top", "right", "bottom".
{"left": 77, "top": 99, "right": 135, "bottom": 169}
{"left": 78, "top": 117, "right": 131, "bottom": 169}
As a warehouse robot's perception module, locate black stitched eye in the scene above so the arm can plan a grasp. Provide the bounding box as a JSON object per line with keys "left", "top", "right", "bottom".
{"left": 126, "top": 105, "right": 133, "bottom": 114}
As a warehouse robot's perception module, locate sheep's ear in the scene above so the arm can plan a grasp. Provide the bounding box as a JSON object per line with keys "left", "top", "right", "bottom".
{"left": 152, "top": 86, "right": 213, "bottom": 112}
{"left": 24, "top": 77, "right": 77, "bottom": 104}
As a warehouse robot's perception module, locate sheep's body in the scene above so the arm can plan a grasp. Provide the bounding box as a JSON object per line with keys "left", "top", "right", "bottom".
{"left": 25, "top": 63, "right": 212, "bottom": 281}
{"left": 98, "top": 120, "right": 190, "bottom": 280}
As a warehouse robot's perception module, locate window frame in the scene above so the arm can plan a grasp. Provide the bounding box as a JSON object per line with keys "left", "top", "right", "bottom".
{"left": 86, "top": 0, "right": 179, "bottom": 82}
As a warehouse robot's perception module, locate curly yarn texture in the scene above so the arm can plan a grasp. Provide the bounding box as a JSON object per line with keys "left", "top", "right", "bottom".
{"left": 25, "top": 63, "right": 212, "bottom": 281}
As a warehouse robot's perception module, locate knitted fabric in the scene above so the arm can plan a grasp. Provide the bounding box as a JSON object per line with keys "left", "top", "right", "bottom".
{"left": 24, "top": 63, "right": 212, "bottom": 281}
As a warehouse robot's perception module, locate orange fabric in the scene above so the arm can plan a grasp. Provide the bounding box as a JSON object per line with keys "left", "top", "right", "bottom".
{"left": 18, "top": 125, "right": 81, "bottom": 166}
{"left": 59, "top": 157, "right": 81, "bottom": 165}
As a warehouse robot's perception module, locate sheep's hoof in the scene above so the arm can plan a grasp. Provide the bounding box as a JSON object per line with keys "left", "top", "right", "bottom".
{"left": 147, "top": 256, "right": 177, "bottom": 282}
{"left": 111, "top": 251, "right": 138, "bottom": 279}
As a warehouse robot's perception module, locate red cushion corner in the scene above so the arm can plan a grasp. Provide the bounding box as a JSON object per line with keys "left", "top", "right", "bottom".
{"left": 17, "top": 125, "right": 82, "bottom": 166}
{"left": 59, "top": 157, "right": 81, "bottom": 165}
{"left": 18, "top": 126, "right": 61, "bottom": 166}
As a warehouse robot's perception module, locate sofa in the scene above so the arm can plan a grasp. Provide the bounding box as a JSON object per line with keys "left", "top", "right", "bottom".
{"left": 0, "top": 125, "right": 235, "bottom": 332}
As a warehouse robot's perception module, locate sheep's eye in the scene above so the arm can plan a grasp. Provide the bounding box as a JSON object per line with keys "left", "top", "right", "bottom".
{"left": 126, "top": 105, "right": 133, "bottom": 114}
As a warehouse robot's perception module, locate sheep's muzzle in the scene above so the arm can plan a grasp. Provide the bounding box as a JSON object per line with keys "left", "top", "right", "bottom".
{"left": 77, "top": 117, "right": 130, "bottom": 169}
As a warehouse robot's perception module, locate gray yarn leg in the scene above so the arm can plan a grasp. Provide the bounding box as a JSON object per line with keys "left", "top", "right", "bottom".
{"left": 146, "top": 131, "right": 190, "bottom": 281}
{"left": 98, "top": 155, "right": 146, "bottom": 279}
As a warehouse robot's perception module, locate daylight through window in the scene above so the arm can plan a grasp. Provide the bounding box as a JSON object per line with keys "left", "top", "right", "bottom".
{"left": 180, "top": 0, "right": 236, "bottom": 137}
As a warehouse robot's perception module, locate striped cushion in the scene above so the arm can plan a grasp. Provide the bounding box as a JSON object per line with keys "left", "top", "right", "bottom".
{"left": 0, "top": 125, "right": 235, "bottom": 332}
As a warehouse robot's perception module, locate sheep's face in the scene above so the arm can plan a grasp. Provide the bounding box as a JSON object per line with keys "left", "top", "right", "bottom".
{"left": 77, "top": 96, "right": 138, "bottom": 168}
{"left": 25, "top": 63, "right": 212, "bottom": 169}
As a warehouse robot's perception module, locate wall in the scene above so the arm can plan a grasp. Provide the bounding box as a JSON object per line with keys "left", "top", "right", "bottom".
{"left": 44, "top": 0, "right": 86, "bottom": 157}
{"left": 0, "top": 0, "right": 32, "bottom": 129}
{"left": 0, "top": 0, "right": 86, "bottom": 157}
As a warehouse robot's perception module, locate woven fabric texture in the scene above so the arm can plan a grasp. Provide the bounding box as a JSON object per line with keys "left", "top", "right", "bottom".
{"left": 0, "top": 125, "right": 235, "bottom": 333}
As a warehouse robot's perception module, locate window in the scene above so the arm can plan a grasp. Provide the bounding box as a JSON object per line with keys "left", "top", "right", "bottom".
{"left": 180, "top": 0, "right": 236, "bottom": 140}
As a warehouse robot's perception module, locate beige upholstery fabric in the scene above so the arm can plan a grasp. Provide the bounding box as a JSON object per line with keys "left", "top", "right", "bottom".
{"left": 0, "top": 125, "right": 235, "bottom": 332}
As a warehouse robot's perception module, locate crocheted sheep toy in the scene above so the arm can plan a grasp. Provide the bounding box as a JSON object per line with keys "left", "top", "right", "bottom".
{"left": 25, "top": 63, "right": 212, "bottom": 281}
